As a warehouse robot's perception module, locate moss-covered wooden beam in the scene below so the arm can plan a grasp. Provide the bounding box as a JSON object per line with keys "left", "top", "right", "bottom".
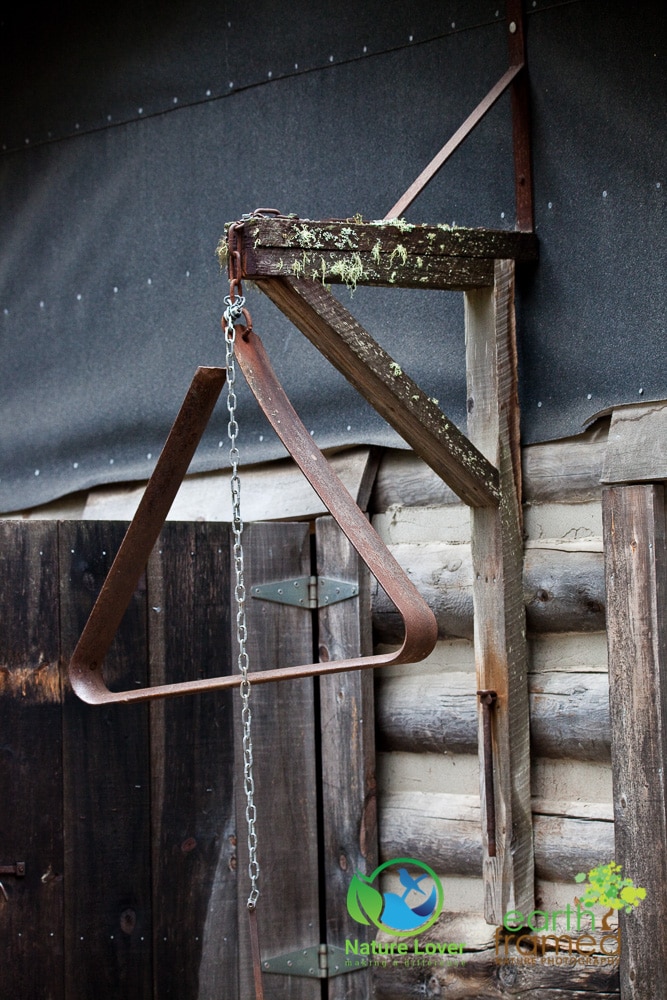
{"left": 254, "top": 275, "right": 500, "bottom": 508}
{"left": 233, "top": 217, "right": 538, "bottom": 291}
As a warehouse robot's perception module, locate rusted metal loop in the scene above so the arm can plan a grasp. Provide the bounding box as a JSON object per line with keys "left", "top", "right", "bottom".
{"left": 248, "top": 207, "right": 284, "bottom": 217}
{"left": 68, "top": 331, "right": 437, "bottom": 704}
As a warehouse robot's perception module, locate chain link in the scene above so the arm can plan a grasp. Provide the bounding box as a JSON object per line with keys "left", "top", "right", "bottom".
{"left": 223, "top": 294, "right": 260, "bottom": 909}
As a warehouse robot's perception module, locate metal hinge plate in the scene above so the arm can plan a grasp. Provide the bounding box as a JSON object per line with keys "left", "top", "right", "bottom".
{"left": 262, "top": 943, "right": 353, "bottom": 979}
{"left": 251, "top": 576, "right": 358, "bottom": 609}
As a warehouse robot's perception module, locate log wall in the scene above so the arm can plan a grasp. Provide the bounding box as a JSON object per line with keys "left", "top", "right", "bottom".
{"left": 369, "top": 419, "right": 618, "bottom": 997}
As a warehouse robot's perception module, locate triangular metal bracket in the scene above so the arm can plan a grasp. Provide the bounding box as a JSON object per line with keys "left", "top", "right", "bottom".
{"left": 68, "top": 330, "right": 437, "bottom": 705}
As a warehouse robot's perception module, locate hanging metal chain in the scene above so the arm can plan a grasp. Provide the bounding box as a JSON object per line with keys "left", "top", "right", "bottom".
{"left": 223, "top": 291, "right": 260, "bottom": 910}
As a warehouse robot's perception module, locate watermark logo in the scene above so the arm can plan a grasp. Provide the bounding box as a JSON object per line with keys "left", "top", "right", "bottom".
{"left": 346, "top": 857, "right": 444, "bottom": 937}
{"left": 574, "top": 861, "right": 646, "bottom": 914}
{"left": 495, "top": 860, "right": 646, "bottom": 968}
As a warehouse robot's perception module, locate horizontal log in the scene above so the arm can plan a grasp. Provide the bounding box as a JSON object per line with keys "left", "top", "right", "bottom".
{"left": 376, "top": 671, "right": 610, "bottom": 761}
{"left": 371, "top": 543, "right": 606, "bottom": 640}
{"left": 379, "top": 792, "right": 614, "bottom": 881}
{"left": 373, "top": 944, "right": 619, "bottom": 999}
{"left": 372, "top": 426, "right": 609, "bottom": 510}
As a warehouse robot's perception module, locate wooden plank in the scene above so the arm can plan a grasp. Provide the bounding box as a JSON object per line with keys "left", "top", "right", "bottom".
{"left": 601, "top": 400, "right": 667, "bottom": 483}
{"left": 315, "top": 517, "right": 376, "bottom": 1000}
{"left": 379, "top": 792, "right": 614, "bottom": 881}
{"left": 0, "top": 522, "right": 64, "bottom": 1000}
{"left": 59, "top": 521, "right": 153, "bottom": 998}
{"left": 234, "top": 522, "right": 320, "bottom": 1000}
{"left": 370, "top": 541, "right": 606, "bottom": 641}
{"left": 240, "top": 217, "right": 539, "bottom": 262}
{"left": 255, "top": 275, "right": 500, "bottom": 508}
{"left": 376, "top": 670, "right": 611, "bottom": 762}
{"left": 465, "top": 260, "right": 534, "bottom": 922}
{"left": 602, "top": 484, "right": 667, "bottom": 999}
{"left": 147, "top": 522, "right": 237, "bottom": 999}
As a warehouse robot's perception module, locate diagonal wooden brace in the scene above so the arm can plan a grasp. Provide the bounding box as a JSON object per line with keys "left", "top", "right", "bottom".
{"left": 254, "top": 275, "right": 500, "bottom": 508}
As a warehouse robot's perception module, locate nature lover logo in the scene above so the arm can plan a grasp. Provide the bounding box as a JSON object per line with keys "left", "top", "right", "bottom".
{"left": 346, "top": 858, "right": 444, "bottom": 937}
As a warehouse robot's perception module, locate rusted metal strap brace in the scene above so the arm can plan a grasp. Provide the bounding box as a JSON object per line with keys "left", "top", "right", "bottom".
{"left": 384, "top": 63, "right": 523, "bottom": 222}
{"left": 248, "top": 905, "right": 265, "bottom": 1000}
{"left": 478, "top": 690, "right": 498, "bottom": 858}
{"left": 68, "top": 343, "right": 437, "bottom": 705}
{"left": 385, "top": 1, "right": 532, "bottom": 230}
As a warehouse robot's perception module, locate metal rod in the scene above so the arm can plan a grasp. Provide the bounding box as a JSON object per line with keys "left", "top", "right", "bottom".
{"left": 478, "top": 690, "right": 498, "bottom": 858}
{"left": 506, "top": 0, "right": 534, "bottom": 231}
{"left": 384, "top": 63, "right": 523, "bottom": 221}
{"left": 248, "top": 905, "right": 265, "bottom": 1000}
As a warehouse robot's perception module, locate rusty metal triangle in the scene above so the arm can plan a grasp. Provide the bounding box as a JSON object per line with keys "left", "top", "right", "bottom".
{"left": 69, "top": 331, "right": 437, "bottom": 705}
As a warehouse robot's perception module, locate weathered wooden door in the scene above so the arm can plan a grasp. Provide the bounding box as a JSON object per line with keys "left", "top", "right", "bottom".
{"left": 0, "top": 518, "right": 375, "bottom": 999}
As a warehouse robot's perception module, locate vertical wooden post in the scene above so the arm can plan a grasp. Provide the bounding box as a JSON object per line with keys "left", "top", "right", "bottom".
{"left": 602, "top": 484, "right": 667, "bottom": 998}
{"left": 465, "top": 259, "right": 534, "bottom": 923}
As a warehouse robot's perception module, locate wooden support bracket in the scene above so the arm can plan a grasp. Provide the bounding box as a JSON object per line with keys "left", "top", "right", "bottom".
{"left": 236, "top": 218, "right": 537, "bottom": 921}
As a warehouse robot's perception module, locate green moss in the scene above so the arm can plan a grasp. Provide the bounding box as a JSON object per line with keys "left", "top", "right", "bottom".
{"left": 215, "top": 236, "right": 229, "bottom": 269}
{"left": 295, "top": 224, "right": 318, "bottom": 248}
{"left": 329, "top": 253, "right": 365, "bottom": 291}
{"left": 378, "top": 217, "right": 415, "bottom": 232}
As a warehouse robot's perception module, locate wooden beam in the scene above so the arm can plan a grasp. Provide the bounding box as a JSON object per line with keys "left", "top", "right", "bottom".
{"left": 465, "top": 260, "right": 534, "bottom": 922}
{"left": 602, "top": 484, "right": 667, "bottom": 1000}
{"left": 240, "top": 218, "right": 537, "bottom": 291}
{"left": 254, "top": 275, "right": 500, "bottom": 508}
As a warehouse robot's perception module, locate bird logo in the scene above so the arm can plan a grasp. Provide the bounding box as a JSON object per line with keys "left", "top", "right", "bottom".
{"left": 347, "top": 858, "right": 444, "bottom": 936}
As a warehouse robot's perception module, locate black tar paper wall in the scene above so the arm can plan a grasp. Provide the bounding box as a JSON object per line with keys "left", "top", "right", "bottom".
{"left": 0, "top": 0, "right": 664, "bottom": 512}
